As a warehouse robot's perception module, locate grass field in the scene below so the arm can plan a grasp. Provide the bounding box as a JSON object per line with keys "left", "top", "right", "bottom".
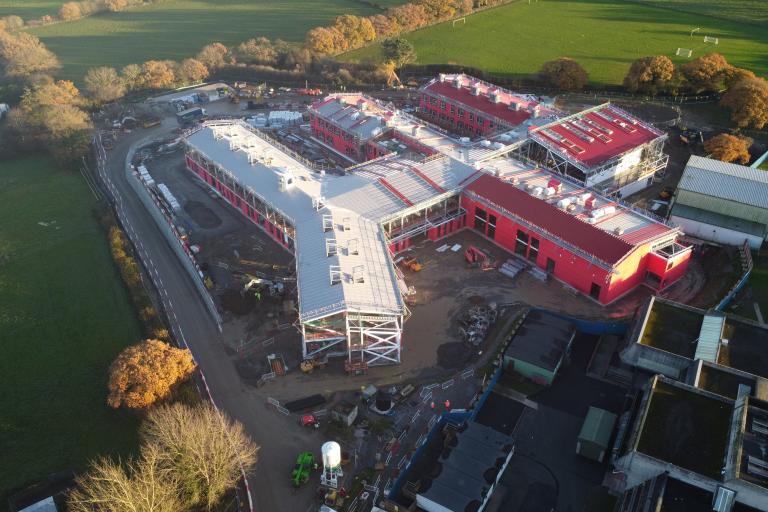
{"left": 0, "top": 1, "right": 62, "bottom": 20}
{"left": 27, "top": 0, "right": 378, "bottom": 82}
{"left": 627, "top": 0, "right": 768, "bottom": 27}
{"left": 343, "top": 0, "right": 768, "bottom": 85}
{"left": 0, "top": 155, "right": 142, "bottom": 507}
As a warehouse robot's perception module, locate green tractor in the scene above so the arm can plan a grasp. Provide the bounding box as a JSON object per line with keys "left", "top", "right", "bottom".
{"left": 291, "top": 451, "right": 316, "bottom": 487}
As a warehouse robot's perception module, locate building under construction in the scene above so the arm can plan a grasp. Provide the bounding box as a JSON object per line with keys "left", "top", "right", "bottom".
{"left": 183, "top": 75, "right": 690, "bottom": 367}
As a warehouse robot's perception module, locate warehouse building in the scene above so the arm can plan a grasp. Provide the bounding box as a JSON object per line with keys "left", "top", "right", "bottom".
{"left": 613, "top": 375, "right": 768, "bottom": 510}
{"left": 670, "top": 155, "right": 768, "bottom": 249}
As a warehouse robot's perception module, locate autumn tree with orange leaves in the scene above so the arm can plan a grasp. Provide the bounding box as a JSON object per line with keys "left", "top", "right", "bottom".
{"left": 704, "top": 133, "right": 752, "bottom": 165}
{"left": 107, "top": 339, "right": 196, "bottom": 409}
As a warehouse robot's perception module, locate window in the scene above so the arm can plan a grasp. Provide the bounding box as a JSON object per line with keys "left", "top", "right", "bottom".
{"left": 458, "top": 108, "right": 465, "bottom": 117}
{"left": 590, "top": 283, "right": 601, "bottom": 300}
{"left": 474, "top": 208, "right": 487, "bottom": 232}
{"left": 515, "top": 230, "right": 528, "bottom": 256}
{"left": 477, "top": 116, "right": 484, "bottom": 126}
{"left": 546, "top": 258, "right": 556, "bottom": 273}
{"left": 469, "top": 113, "right": 474, "bottom": 121}
{"left": 528, "top": 237, "right": 539, "bottom": 262}
{"left": 440, "top": 101, "right": 446, "bottom": 110}
{"left": 487, "top": 214, "right": 497, "bottom": 239}
{"left": 450, "top": 105, "right": 455, "bottom": 114}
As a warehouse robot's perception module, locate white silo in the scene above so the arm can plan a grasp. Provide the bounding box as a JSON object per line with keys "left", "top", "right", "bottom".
{"left": 320, "top": 441, "right": 343, "bottom": 488}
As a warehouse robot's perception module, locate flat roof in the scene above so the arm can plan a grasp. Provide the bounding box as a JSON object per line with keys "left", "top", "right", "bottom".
{"left": 719, "top": 319, "right": 768, "bottom": 379}
{"left": 465, "top": 170, "right": 677, "bottom": 267}
{"left": 697, "top": 362, "right": 762, "bottom": 400}
{"left": 639, "top": 299, "right": 702, "bottom": 358}
{"left": 186, "top": 122, "right": 403, "bottom": 321}
{"left": 578, "top": 407, "right": 617, "bottom": 448}
{"left": 530, "top": 104, "right": 665, "bottom": 169}
{"left": 678, "top": 155, "right": 768, "bottom": 210}
{"left": 636, "top": 379, "right": 732, "bottom": 479}
{"left": 421, "top": 73, "right": 559, "bottom": 128}
{"left": 504, "top": 310, "right": 575, "bottom": 371}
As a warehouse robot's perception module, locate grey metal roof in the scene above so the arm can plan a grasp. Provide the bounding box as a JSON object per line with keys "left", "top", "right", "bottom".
{"left": 695, "top": 312, "right": 724, "bottom": 363}
{"left": 419, "top": 422, "right": 512, "bottom": 512}
{"left": 314, "top": 97, "right": 386, "bottom": 141}
{"left": 504, "top": 310, "right": 576, "bottom": 371}
{"left": 678, "top": 155, "right": 768, "bottom": 210}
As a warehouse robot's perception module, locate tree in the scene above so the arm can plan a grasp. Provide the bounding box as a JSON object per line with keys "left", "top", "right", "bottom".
{"left": 85, "top": 66, "right": 126, "bottom": 103}
{"left": 237, "top": 37, "right": 277, "bottom": 65}
{"left": 382, "top": 37, "right": 417, "bottom": 69}
{"left": 68, "top": 444, "right": 183, "bottom": 512}
{"left": 388, "top": 4, "right": 429, "bottom": 32}
{"left": 121, "top": 63, "right": 142, "bottom": 91}
{"left": 623, "top": 55, "right": 675, "bottom": 95}
{"left": 139, "top": 60, "right": 176, "bottom": 89}
{"left": 59, "top": 2, "right": 82, "bottom": 21}
{"left": 196, "top": 42, "right": 229, "bottom": 70}
{"left": 720, "top": 77, "right": 768, "bottom": 129}
{"left": 368, "top": 14, "right": 400, "bottom": 39}
{"left": 105, "top": 0, "right": 130, "bottom": 12}
{"left": 305, "top": 26, "right": 346, "bottom": 54}
{"left": 539, "top": 57, "right": 588, "bottom": 91}
{"left": 0, "top": 31, "right": 60, "bottom": 78}
{"left": 703, "top": 133, "right": 752, "bottom": 164}
{"left": 16, "top": 79, "right": 91, "bottom": 162}
{"left": 142, "top": 403, "right": 259, "bottom": 510}
{"left": 420, "top": 0, "right": 457, "bottom": 21}
{"left": 331, "top": 14, "right": 376, "bottom": 50}
{"left": 176, "top": 58, "right": 208, "bottom": 85}
{"left": 723, "top": 67, "right": 756, "bottom": 88}
{"left": 680, "top": 52, "right": 732, "bottom": 93}
{"left": 107, "top": 339, "right": 196, "bottom": 409}
{"left": 0, "top": 15, "right": 24, "bottom": 32}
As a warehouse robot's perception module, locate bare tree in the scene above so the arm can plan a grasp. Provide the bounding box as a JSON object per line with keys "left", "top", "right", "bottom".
{"left": 68, "top": 444, "right": 183, "bottom": 512}
{"left": 142, "top": 403, "right": 259, "bottom": 510}
{"left": 85, "top": 66, "right": 126, "bottom": 103}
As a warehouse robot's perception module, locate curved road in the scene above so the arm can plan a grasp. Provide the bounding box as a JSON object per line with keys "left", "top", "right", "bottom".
{"left": 102, "top": 123, "right": 316, "bottom": 512}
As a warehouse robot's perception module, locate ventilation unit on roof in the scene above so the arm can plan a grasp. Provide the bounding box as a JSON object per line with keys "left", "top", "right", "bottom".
{"left": 350, "top": 111, "right": 360, "bottom": 121}
{"left": 489, "top": 90, "right": 501, "bottom": 103}
{"left": 326, "top": 239, "right": 337, "bottom": 257}
{"left": 439, "top": 73, "right": 446, "bottom": 82}
{"left": 532, "top": 186, "right": 544, "bottom": 197}
{"left": 471, "top": 84, "right": 481, "bottom": 96}
{"left": 526, "top": 183, "right": 535, "bottom": 192}
{"left": 357, "top": 99, "right": 367, "bottom": 111}
{"left": 530, "top": 105, "right": 541, "bottom": 118}
{"left": 453, "top": 77, "right": 463, "bottom": 89}
{"left": 329, "top": 266, "right": 342, "bottom": 286}
{"left": 322, "top": 214, "right": 333, "bottom": 232}
{"left": 480, "top": 140, "right": 491, "bottom": 147}
{"left": 509, "top": 101, "right": 521, "bottom": 112}
{"left": 509, "top": 176, "right": 519, "bottom": 186}
{"left": 613, "top": 227, "right": 625, "bottom": 236}
{"left": 352, "top": 265, "right": 365, "bottom": 284}
{"left": 557, "top": 198, "right": 573, "bottom": 209}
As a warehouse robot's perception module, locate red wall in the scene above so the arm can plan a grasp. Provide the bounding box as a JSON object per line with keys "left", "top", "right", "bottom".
{"left": 427, "top": 216, "right": 465, "bottom": 241}
{"left": 186, "top": 154, "right": 291, "bottom": 250}
{"left": 309, "top": 114, "right": 362, "bottom": 160}
{"left": 418, "top": 92, "right": 497, "bottom": 136}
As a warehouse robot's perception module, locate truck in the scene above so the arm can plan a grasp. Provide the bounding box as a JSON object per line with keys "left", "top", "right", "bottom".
{"left": 176, "top": 106, "right": 207, "bottom": 125}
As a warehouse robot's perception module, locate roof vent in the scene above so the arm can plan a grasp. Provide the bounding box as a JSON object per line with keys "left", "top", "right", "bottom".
{"left": 329, "top": 266, "right": 342, "bottom": 285}
{"left": 352, "top": 265, "right": 365, "bottom": 283}
{"left": 613, "top": 226, "right": 625, "bottom": 236}
{"left": 322, "top": 214, "right": 333, "bottom": 232}
{"left": 326, "top": 239, "right": 337, "bottom": 257}
{"left": 489, "top": 90, "right": 501, "bottom": 103}
{"left": 509, "top": 101, "right": 521, "bottom": 111}
{"left": 471, "top": 84, "right": 481, "bottom": 96}
{"left": 453, "top": 77, "right": 462, "bottom": 89}
{"left": 439, "top": 73, "right": 446, "bottom": 82}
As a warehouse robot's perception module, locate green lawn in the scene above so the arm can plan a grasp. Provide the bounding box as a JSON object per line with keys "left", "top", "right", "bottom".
{"left": 626, "top": 0, "right": 768, "bottom": 27}
{"left": 0, "top": 1, "right": 62, "bottom": 20}
{"left": 0, "top": 155, "right": 142, "bottom": 507}
{"left": 28, "top": 0, "right": 378, "bottom": 82}
{"left": 343, "top": 0, "right": 768, "bottom": 85}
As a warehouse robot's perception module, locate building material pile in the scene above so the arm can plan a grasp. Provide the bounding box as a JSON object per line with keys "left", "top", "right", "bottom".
{"left": 459, "top": 303, "right": 498, "bottom": 346}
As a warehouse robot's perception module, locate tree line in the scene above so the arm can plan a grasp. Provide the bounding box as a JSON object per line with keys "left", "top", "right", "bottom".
{"left": 0, "top": 0, "right": 171, "bottom": 30}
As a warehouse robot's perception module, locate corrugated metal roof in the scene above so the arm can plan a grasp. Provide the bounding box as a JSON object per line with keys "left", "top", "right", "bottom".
{"left": 678, "top": 155, "right": 768, "bottom": 210}
{"left": 695, "top": 312, "right": 724, "bottom": 363}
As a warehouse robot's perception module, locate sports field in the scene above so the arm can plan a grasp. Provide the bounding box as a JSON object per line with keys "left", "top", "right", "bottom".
{"left": 0, "top": 156, "right": 142, "bottom": 506}
{"left": 28, "top": 0, "right": 379, "bottom": 82}
{"left": 0, "top": 1, "right": 62, "bottom": 20}
{"left": 344, "top": 0, "right": 768, "bottom": 85}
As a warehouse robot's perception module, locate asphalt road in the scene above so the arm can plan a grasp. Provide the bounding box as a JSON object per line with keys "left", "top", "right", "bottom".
{"left": 102, "top": 122, "right": 316, "bottom": 512}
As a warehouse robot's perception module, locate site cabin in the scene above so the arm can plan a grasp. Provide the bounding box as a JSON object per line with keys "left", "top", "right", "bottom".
{"left": 176, "top": 107, "right": 207, "bottom": 125}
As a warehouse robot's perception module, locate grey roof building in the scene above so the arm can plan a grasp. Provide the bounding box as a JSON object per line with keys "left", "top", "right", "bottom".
{"left": 670, "top": 155, "right": 768, "bottom": 249}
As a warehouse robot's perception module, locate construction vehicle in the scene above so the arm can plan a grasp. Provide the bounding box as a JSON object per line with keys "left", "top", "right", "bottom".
{"left": 659, "top": 186, "right": 675, "bottom": 200}
{"left": 244, "top": 277, "right": 284, "bottom": 297}
{"left": 291, "top": 452, "right": 316, "bottom": 487}
{"left": 267, "top": 353, "right": 286, "bottom": 376}
{"left": 464, "top": 246, "right": 496, "bottom": 270}
{"left": 399, "top": 256, "right": 422, "bottom": 272}
{"left": 300, "top": 355, "right": 328, "bottom": 374}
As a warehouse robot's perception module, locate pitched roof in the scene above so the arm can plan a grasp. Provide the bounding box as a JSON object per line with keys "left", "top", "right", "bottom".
{"left": 465, "top": 173, "right": 636, "bottom": 266}
{"left": 678, "top": 155, "right": 768, "bottom": 210}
